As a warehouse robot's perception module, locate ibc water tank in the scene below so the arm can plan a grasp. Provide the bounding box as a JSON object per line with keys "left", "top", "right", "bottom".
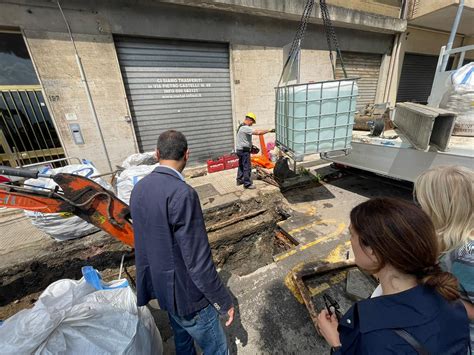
{"left": 275, "top": 79, "right": 358, "bottom": 157}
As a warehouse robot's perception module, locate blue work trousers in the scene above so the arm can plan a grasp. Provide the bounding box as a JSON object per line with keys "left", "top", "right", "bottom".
{"left": 236, "top": 150, "right": 252, "bottom": 187}
{"left": 169, "top": 304, "right": 228, "bottom": 355}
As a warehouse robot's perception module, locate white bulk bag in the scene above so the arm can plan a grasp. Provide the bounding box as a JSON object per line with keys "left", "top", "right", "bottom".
{"left": 116, "top": 163, "right": 160, "bottom": 204}
{"left": 440, "top": 62, "right": 474, "bottom": 136}
{"left": 0, "top": 266, "right": 163, "bottom": 355}
{"left": 24, "top": 164, "right": 112, "bottom": 241}
{"left": 121, "top": 152, "right": 158, "bottom": 169}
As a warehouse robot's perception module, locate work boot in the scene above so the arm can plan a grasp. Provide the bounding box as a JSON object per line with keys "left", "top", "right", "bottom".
{"left": 244, "top": 185, "right": 256, "bottom": 190}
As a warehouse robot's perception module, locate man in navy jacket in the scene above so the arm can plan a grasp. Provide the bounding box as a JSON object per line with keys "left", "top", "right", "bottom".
{"left": 130, "top": 130, "right": 234, "bottom": 355}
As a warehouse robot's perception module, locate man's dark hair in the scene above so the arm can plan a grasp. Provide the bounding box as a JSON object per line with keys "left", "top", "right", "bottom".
{"left": 157, "top": 130, "right": 188, "bottom": 160}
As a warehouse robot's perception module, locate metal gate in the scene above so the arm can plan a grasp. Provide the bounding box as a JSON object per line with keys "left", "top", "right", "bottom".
{"left": 115, "top": 36, "right": 234, "bottom": 165}
{"left": 0, "top": 32, "right": 64, "bottom": 167}
{"left": 0, "top": 87, "right": 64, "bottom": 167}
{"left": 336, "top": 52, "right": 382, "bottom": 110}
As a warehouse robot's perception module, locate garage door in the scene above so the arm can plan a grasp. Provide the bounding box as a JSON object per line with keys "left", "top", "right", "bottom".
{"left": 115, "top": 36, "right": 234, "bottom": 164}
{"left": 396, "top": 54, "right": 439, "bottom": 104}
{"left": 336, "top": 52, "right": 382, "bottom": 110}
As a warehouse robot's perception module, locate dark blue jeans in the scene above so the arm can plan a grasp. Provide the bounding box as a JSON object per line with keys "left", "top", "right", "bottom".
{"left": 169, "top": 304, "right": 228, "bottom": 355}
{"left": 236, "top": 150, "right": 252, "bottom": 187}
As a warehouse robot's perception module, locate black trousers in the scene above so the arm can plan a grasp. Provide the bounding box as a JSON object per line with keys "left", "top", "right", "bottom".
{"left": 236, "top": 150, "right": 252, "bottom": 187}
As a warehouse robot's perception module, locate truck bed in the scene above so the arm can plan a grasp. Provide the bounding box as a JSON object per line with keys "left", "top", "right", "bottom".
{"left": 324, "top": 129, "right": 473, "bottom": 182}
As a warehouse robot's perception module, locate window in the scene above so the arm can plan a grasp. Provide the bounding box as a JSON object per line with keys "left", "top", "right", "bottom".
{"left": 0, "top": 33, "right": 39, "bottom": 85}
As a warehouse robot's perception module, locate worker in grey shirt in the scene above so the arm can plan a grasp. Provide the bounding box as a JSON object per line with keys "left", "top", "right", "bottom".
{"left": 235, "top": 112, "right": 274, "bottom": 189}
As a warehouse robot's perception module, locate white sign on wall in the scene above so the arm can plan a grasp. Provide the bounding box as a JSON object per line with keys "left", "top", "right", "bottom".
{"left": 65, "top": 112, "right": 78, "bottom": 121}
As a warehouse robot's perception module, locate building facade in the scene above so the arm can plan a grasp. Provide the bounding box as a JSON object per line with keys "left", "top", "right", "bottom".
{"left": 388, "top": 0, "right": 474, "bottom": 106}
{"left": 6, "top": 0, "right": 463, "bottom": 172}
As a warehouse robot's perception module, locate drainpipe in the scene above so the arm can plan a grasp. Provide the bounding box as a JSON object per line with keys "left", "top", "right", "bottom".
{"left": 383, "top": 34, "right": 400, "bottom": 104}
{"left": 56, "top": 1, "right": 113, "bottom": 172}
{"left": 400, "top": 0, "right": 409, "bottom": 20}
{"left": 441, "top": 0, "right": 464, "bottom": 71}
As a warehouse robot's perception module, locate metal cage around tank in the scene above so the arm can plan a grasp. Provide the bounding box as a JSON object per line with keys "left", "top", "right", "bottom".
{"left": 275, "top": 78, "right": 358, "bottom": 160}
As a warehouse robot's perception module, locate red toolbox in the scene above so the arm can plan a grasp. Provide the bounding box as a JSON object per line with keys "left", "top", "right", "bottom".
{"left": 223, "top": 154, "right": 239, "bottom": 170}
{"left": 207, "top": 157, "right": 225, "bottom": 173}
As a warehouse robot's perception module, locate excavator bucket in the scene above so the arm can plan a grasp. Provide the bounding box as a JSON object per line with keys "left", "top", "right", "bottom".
{"left": 53, "top": 174, "right": 134, "bottom": 247}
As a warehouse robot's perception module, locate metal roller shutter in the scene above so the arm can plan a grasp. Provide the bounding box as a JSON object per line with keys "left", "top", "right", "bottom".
{"left": 115, "top": 36, "right": 234, "bottom": 165}
{"left": 336, "top": 52, "right": 382, "bottom": 110}
{"left": 396, "top": 54, "right": 439, "bottom": 104}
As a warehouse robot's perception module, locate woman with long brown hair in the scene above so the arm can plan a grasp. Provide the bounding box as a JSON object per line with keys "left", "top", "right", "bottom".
{"left": 317, "top": 197, "right": 470, "bottom": 354}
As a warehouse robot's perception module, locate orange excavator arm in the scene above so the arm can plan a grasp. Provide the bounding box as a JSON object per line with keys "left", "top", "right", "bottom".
{"left": 0, "top": 189, "right": 70, "bottom": 213}
{"left": 0, "top": 166, "right": 134, "bottom": 247}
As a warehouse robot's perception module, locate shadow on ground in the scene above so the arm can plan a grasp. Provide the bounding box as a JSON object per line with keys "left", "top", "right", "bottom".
{"left": 221, "top": 270, "right": 249, "bottom": 354}
{"left": 317, "top": 166, "right": 413, "bottom": 201}
{"left": 254, "top": 277, "right": 328, "bottom": 354}
{"left": 282, "top": 183, "right": 335, "bottom": 204}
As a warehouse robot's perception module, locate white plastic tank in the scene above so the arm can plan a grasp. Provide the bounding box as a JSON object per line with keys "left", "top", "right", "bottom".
{"left": 276, "top": 79, "right": 358, "bottom": 156}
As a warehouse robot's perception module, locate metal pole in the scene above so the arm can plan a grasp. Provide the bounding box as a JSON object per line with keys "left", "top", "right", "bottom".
{"left": 441, "top": 0, "right": 464, "bottom": 71}
{"left": 56, "top": 1, "right": 113, "bottom": 172}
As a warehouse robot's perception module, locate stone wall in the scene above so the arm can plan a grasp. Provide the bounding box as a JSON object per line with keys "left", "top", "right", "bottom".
{"left": 24, "top": 31, "right": 137, "bottom": 173}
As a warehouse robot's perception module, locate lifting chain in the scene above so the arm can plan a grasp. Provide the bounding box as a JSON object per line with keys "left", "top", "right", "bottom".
{"left": 283, "top": 0, "right": 348, "bottom": 83}
{"left": 288, "top": 0, "right": 316, "bottom": 62}
{"left": 278, "top": 0, "right": 316, "bottom": 86}
{"left": 319, "top": 0, "right": 347, "bottom": 79}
